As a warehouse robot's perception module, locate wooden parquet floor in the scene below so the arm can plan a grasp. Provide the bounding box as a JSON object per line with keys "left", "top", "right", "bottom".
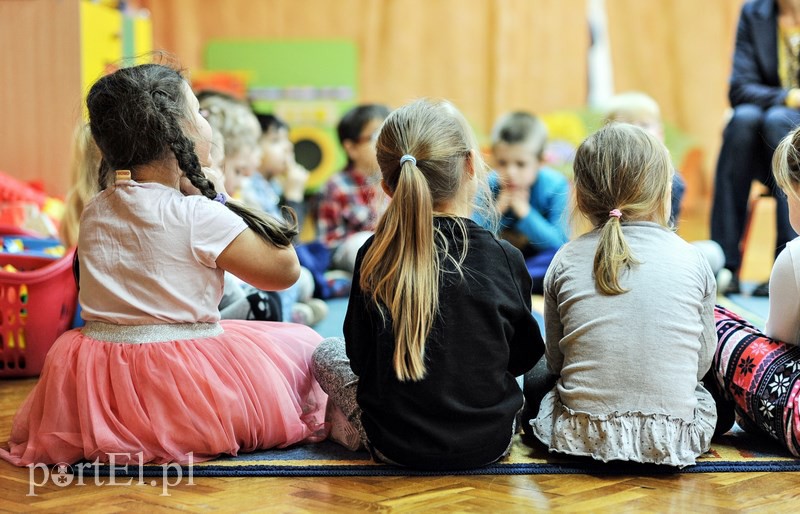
{"left": 2, "top": 378, "right": 800, "bottom": 513}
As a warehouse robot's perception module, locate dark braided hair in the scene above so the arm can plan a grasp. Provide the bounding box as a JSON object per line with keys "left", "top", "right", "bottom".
{"left": 86, "top": 63, "right": 297, "bottom": 247}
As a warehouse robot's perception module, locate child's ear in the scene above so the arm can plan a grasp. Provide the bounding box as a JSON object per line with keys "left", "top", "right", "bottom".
{"left": 342, "top": 140, "right": 358, "bottom": 160}
{"left": 381, "top": 179, "right": 393, "bottom": 198}
{"left": 465, "top": 150, "right": 476, "bottom": 179}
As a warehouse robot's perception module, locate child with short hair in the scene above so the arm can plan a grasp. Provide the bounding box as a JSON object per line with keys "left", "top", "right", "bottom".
{"left": 246, "top": 113, "right": 310, "bottom": 228}
{"left": 711, "top": 125, "right": 800, "bottom": 456}
{"left": 317, "top": 104, "right": 390, "bottom": 274}
{"left": 0, "top": 63, "right": 327, "bottom": 466}
{"left": 199, "top": 95, "right": 322, "bottom": 324}
{"left": 529, "top": 123, "right": 718, "bottom": 467}
{"left": 312, "top": 99, "right": 544, "bottom": 470}
{"left": 490, "top": 112, "right": 570, "bottom": 294}
{"left": 199, "top": 93, "right": 263, "bottom": 198}
{"left": 242, "top": 112, "right": 327, "bottom": 326}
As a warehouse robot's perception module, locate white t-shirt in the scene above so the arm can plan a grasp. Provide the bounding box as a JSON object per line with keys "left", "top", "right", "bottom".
{"left": 78, "top": 181, "right": 247, "bottom": 324}
{"left": 766, "top": 237, "right": 800, "bottom": 345}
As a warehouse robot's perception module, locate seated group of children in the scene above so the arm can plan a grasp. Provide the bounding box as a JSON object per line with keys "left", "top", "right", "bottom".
{"left": 2, "top": 63, "right": 797, "bottom": 472}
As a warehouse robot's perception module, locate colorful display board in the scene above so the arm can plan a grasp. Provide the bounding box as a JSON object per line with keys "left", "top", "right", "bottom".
{"left": 204, "top": 41, "right": 358, "bottom": 192}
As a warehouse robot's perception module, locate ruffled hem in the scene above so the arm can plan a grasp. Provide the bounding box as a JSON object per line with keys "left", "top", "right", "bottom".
{"left": 0, "top": 320, "right": 328, "bottom": 466}
{"left": 530, "top": 384, "right": 716, "bottom": 467}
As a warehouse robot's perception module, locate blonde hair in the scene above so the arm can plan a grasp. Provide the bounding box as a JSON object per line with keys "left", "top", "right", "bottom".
{"left": 572, "top": 123, "right": 673, "bottom": 295}
{"left": 601, "top": 91, "right": 661, "bottom": 124}
{"left": 360, "top": 99, "right": 494, "bottom": 381}
{"left": 199, "top": 94, "right": 260, "bottom": 162}
{"left": 773, "top": 126, "right": 800, "bottom": 202}
{"left": 59, "top": 123, "right": 104, "bottom": 247}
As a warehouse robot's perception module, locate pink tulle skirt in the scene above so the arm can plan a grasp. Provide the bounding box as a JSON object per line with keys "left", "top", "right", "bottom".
{"left": 0, "top": 320, "right": 328, "bottom": 466}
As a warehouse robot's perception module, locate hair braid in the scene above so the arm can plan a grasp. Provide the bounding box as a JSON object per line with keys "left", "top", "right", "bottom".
{"left": 166, "top": 119, "right": 299, "bottom": 247}
{"left": 170, "top": 135, "right": 215, "bottom": 199}
{"left": 88, "top": 63, "right": 299, "bottom": 248}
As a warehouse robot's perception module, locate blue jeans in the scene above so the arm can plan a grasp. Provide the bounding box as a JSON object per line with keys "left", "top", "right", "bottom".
{"left": 710, "top": 104, "right": 799, "bottom": 273}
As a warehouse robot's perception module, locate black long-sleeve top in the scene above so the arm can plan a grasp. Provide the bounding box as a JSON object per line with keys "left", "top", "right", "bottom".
{"left": 344, "top": 216, "right": 544, "bottom": 470}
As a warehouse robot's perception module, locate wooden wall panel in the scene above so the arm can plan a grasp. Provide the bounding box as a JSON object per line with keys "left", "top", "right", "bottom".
{"left": 140, "top": 0, "right": 588, "bottom": 140}
{"left": 1, "top": 0, "right": 745, "bottom": 204}
{"left": 605, "top": 0, "right": 745, "bottom": 196}
{"left": 0, "top": 0, "right": 82, "bottom": 197}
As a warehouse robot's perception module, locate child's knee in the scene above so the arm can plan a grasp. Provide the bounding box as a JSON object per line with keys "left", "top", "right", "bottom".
{"left": 311, "top": 337, "right": 345, "bottom": 376}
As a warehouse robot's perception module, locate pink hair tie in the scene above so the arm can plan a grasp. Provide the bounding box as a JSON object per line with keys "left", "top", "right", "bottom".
{"left": 609, "top": 209, "right": 622, "bottom": 219}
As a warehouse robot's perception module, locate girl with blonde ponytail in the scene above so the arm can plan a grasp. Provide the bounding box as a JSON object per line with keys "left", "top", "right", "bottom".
{"left": 311, "top": 99, "right": 544, "bottom": 470}
{"left": 529, "top": 123, "right": 719, "bottom": 467}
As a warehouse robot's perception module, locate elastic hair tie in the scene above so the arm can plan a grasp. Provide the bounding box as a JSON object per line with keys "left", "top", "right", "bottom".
{"left": 400, "top": 154, "right": 417, "bottom": 167}
{"left": 115, "top": 169, "right": 131, "bottom": 183}
{"left": 214, "top": 193, "right": 227, "bottom": 205}
{"left": 608, "top": 209, "right": 622, "bottom": 219}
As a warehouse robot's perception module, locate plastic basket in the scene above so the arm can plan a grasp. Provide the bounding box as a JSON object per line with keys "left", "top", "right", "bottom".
{"left": 0, "top": 172, "right": 47, "bottom": 207}
{"left": 0, "top": 249, "right": 77, "bottom": 377}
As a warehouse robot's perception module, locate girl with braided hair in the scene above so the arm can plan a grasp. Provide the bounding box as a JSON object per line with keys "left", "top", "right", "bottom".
{"left": 0, "top": 63, "right": 328, "bottom": 466}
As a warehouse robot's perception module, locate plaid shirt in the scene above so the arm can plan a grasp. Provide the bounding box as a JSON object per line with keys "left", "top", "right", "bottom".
{"left": 317, "top": 167, "right": 382, "bottom": 248}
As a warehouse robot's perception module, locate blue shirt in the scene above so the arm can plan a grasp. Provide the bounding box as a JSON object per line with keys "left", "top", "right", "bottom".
{"left": 496, "top": 167, "right": 570, "bottom": 254}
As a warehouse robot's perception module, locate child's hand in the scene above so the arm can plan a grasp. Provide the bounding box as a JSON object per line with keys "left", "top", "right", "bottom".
{"left": 203, "top": 166, "right": 229, "bottom": 197}
{"left": 283, "top": 162, "right": 309, "bottom": 202}
{"left": 180, "top": 167, "right": 229, "bottom": 197}
{"left": 496, "top": 189, "right": 512, "bottom": 214}
{"left": 497, "top": 186, "right": 531, "bottom": 219}
{"left": 508, "top": 188, "right": 531, "bottom": 219}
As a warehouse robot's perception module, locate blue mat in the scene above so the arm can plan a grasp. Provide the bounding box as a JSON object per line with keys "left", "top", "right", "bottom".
{"left": 718, "top": 292, "right": 769, "bottom": 330}
{"left": 186, "top": 290, "right": 787, "bottom": 478}
{"left": 96, "top": 425, "right": 800, "bottom": 477}
{"left": 311, "top": 297, "right": 348, "bottom": 338}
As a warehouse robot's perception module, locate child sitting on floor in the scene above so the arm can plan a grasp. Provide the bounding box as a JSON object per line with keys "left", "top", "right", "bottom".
{"left": 0, "top": 63, "right": 327, "bottom": 466}
{"left": 712, "top": 125, "right": 800, "bottom": 456}
{"left": 490, "top": 112, "right": 570, "bottom": 294}
{"left": 200, "top": 94, "right": 322, "bottom": 325}
{"left": 242, "top": 113, "right": 310, "bottom": 228}
{"left": 311, "top": 99, "right": 544, "bottom": 470}
{"left": 601, "top": 91, "right": 730, "bottom": 293}
{"left": 316, "top": 104, "right": 390, "bottom": 275}
{"left": 529, "top": 123, "right": 718, "bottom": 467}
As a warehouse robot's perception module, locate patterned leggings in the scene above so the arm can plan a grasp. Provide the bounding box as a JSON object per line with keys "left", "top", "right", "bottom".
{"left": 714, "top": 305, "right": 800, "bottom": 455}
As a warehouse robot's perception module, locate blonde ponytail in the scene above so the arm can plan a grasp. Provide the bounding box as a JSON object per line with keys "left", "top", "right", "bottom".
{"left": 594, "top": 214, "right": 638, "bottom": 295}
{"left": 573, "top": 123, "right": 672, "bottom": 296}
{"left": 361, "top": 159, "right": 438, "bottom": 381}
{"left": 360, "top": 99, "right": 486, "bottom": 381}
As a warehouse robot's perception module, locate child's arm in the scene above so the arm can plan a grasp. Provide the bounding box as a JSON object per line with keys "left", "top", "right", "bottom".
{"left": 280, "top": 160, "right": 309, "bottom": 228}
{"left": 697, "top": 272, "right": 718, "bottom": 381}
{"left": 344, "top": 248, "right": 370, "bottom": 376}
{"left": 542, "top": 259, "right": 565, "bottom": 375}
{"left": 765, "top": 247, "right": 800, "bottom": 345}
{"left": 510, "top": 177, "right": 569, "bottom": 250}
{"left": 216, "top": 229, "right": 301, "bottom": 291}
{"left": 504, "top": 244, "right": 545, "bottom": 376}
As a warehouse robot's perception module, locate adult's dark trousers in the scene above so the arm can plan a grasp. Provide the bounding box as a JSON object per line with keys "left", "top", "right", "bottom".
{"left": 711, "top": 104, "right": 800, "bottom": 273}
